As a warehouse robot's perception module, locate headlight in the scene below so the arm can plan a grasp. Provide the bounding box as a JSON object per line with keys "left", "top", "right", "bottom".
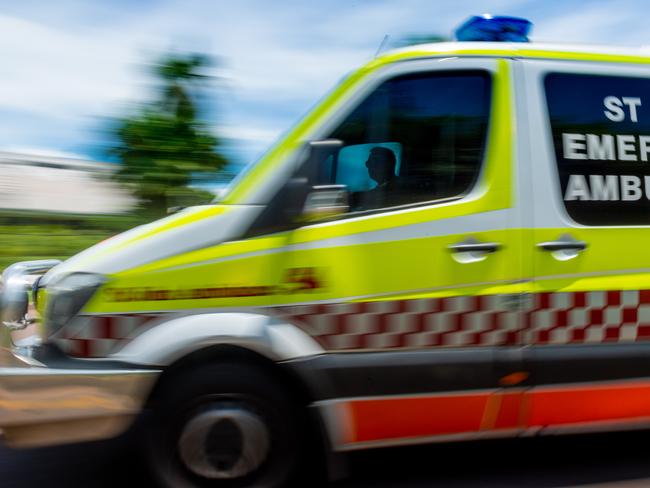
{"left": 0, "top": 259, "right": 61, "bottom": 331}
{"left": 45, "top": 273, "right": 105, "bottom": 336}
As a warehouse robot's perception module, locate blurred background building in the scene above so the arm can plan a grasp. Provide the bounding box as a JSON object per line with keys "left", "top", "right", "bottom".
{"left": 0, "top": 152, "right": 143, "bottom": 272}
{"left": 0, "top": 152, "right": 135, "bottom": 214}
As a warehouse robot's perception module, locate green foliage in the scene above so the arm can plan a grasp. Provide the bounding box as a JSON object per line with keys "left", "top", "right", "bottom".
{"left": 0, "top": 225, "right": 110, "bottom": 272}
{"left": 0, "top": 210, "right": 142, "bottom": 232}
{"left": 0, "top": 212, "right": 149, "bottom": 272}
{"left": 110, "top": 53, "right": 227, "bottom": 216}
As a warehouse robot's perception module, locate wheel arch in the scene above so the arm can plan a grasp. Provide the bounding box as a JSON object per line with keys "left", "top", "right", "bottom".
{"left": 112, "top": 311, "right": 324, "bottom": 366}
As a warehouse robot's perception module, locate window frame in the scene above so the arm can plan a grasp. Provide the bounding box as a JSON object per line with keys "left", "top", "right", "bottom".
{"left": 522, "top": 59, "right": 650, "bottom": 230}
{"left": 300, "top": 63, "right": 495, "bottom": 223}
{"left": 543, "top": 70, "right": 650, "bottom": 227}
{"left": 244, "top": 57, "right": 505, "bottom": 239}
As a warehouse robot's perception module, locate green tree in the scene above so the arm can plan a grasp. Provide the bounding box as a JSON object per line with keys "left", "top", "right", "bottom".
{"left": 111, "top": 53, "right": 227, "bottom": 216}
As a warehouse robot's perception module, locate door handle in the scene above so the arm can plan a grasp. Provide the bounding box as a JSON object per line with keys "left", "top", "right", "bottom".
{"left": 537, "top": 240, "right": 587, "bottom": 252}
{"left": 448, "top": 241, "right": 501, "bottom": 254}
{"left": 537, "top": 234, "right": 587, "bottom": 261}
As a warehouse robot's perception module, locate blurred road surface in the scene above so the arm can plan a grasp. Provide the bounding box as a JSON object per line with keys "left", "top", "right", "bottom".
{"left": 2, "top": 430, "right": 650, "bottom": 487}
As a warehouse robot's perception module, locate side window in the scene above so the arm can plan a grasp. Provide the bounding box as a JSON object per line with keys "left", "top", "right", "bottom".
{"left": 545, "top": 73, "right": 650, "bottom": 225}
{"left": 323, "top": 71, "right": 491, "bottom": 212}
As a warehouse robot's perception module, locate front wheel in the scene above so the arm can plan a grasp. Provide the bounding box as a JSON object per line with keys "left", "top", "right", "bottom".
{"left": 145, "top": 361, "right": 306, "bottom": 488}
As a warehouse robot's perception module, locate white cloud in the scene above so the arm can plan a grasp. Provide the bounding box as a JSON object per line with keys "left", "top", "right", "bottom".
{"left": 0, "top": 0, "right": 527, "bottom": 118}
{"left": 0, "top": 14, "right": 144, "bottom": 118}
{"left": 4, "top": 0, "right": 650, "bottom": 164}
{"left": 532, "top": 1, "right": 650, "bottom": 45}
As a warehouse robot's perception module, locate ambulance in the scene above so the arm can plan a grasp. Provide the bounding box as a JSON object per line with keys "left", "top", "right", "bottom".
{"left": 5, "top": 14, "right": 650, "bottom": 487}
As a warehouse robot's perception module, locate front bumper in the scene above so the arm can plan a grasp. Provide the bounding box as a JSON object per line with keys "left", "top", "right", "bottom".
{"left": 0, "top": 331, "right": 160, "bottom": 448}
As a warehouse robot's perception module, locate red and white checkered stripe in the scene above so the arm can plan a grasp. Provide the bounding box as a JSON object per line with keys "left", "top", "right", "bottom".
{"left": 280, "top": 291, "right": 650, "bottom": 351}
{"left": 52, "top": 314, "right": 161, "bottom": 357}
{"left": 276, "top": 296, "right": 522, "bottom": 350}
{"left": 526, "top": 290, "right": 650, "bottom": 345}
{"left": 54, "top": 290, "right": 650, "bottom": 357}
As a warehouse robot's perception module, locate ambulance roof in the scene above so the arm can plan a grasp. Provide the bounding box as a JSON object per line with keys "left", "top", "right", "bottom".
{"left": 378, "top": 41, "right": 650, "bottom": 65}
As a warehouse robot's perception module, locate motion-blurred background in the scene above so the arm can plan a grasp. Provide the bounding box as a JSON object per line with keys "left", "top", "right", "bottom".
{"left": 2, "top": 0, "right": 649, "bottom": 271}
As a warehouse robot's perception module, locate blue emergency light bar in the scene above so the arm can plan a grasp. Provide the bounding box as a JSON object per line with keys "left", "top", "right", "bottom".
{"left": 455, "top": 15, "right": 533, "bottom": 43}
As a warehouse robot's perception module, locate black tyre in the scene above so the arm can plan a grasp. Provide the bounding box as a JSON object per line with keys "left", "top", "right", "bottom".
{"left": 145, "top": 361, "right": 306, "bottom": 488}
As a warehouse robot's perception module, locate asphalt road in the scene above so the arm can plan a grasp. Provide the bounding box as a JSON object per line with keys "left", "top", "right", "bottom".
{"left": 3, "top": 430, "right": 650, "bottom": 487}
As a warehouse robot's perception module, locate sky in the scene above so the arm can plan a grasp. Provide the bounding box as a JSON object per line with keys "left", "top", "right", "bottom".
{"left": 2, "top": 0, "right": 650, "bottom": 180}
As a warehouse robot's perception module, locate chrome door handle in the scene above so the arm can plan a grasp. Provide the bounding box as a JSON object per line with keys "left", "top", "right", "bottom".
{"left": 537, "top": 234, "right": 587, "bottom": 261}
{"left": 448, "top": 241, "right": 501, "bottom": 254}
{"left": 537, "top": 241, "right": 587, "bottom": 252}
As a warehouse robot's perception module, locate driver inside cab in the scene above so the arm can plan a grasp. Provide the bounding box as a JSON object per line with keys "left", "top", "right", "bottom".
{"left": 351, "top": 146, "right": 402, "bottom": 210}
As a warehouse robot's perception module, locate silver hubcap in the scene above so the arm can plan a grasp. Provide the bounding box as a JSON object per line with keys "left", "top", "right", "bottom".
{"left": 178, "top": 406, "right": 271, "bottom": 479}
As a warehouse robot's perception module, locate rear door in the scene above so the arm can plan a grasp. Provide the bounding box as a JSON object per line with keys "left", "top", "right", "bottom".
{"left": 523, "top": 59, "right": 650, "bottom": 432}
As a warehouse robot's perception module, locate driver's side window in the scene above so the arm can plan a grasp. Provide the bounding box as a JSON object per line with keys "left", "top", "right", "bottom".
{"left": 322, "top": 70, "right": 491, "bottom": 212}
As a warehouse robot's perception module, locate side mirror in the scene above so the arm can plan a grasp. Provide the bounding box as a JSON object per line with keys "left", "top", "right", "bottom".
{"left": 302, "top": 184, "right": 349, "bottom": 220}
{"left": 244, "top": 139, "right": 344, "bottom": 237}
{"left": 306, "top": 139, "right": 343, "bottom": 163}
{"left": 284, "top": 139, "right": 344, "bottom": 219}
